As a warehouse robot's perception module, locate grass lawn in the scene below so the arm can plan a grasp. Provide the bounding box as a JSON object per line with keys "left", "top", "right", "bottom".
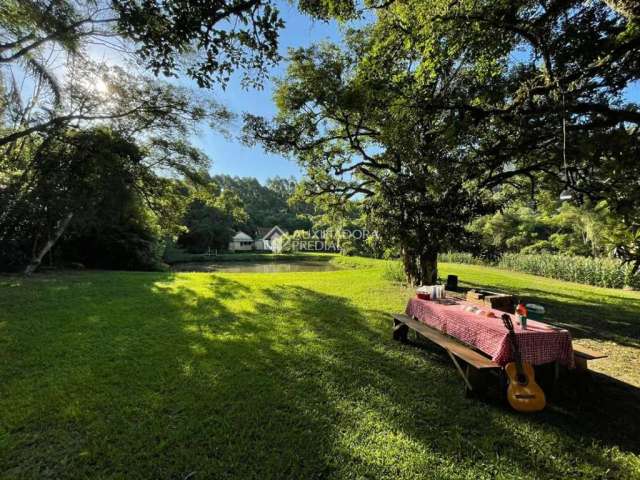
{"left": 1, "top": 257, "right": 639, "bottom": 479}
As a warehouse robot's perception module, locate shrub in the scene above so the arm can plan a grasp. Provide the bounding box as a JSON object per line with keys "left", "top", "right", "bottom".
{"left": 382, "top": 260, "right": 405, "bottom": 283}
{"left": 520, "top": 240, "right": 556, "bottom": 254}
{"left": 0, "top": 239, "right": 31, "bottom": 272}
{"left": 438, "top": 251, "right": 487, "bottom": 266}
{"left": 61, "top": 223, "right": 164, "bottom": 271}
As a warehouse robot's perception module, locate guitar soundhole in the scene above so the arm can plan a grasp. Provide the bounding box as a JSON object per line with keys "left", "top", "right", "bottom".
{"left": 516, "top": 374, "right": 528, "bottom": 385}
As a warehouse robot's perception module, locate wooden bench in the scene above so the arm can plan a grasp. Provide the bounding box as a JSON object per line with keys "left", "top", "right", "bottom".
{"left": 393, "top": 313, "right": 500, "bottom": 394}
{"left": 573, "top": 346, "right": 607, "bottom": 371}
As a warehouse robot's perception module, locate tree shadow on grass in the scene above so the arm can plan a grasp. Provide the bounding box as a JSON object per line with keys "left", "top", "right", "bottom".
{"left": 249, "top": 285, "right": 640, "bottom": 477}
{"left": 1, "top": 273, "right": 639, "bottom": 479}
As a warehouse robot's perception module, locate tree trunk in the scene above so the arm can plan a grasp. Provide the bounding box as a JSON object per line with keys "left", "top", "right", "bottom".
{"left": 402, "top": 247, "right": 420, "bottom": 286}
{"left": 402, "top": 246, "right": 439, "bottom": 286}
{"left": 24, "top": 212, "right": 73, "bottom": 276}
{"left": 418, "top": 250, "right": 438, "bottom": 286}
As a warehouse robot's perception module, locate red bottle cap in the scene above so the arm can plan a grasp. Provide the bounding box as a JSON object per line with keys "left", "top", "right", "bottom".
{"left": 516, "top": 303, "right": 527, "bottom": 316}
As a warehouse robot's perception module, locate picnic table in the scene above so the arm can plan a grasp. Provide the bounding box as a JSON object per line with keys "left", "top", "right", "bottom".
{"left": 405, "top": 297, "right": 575, "bottom": 367}
{"left": 394, "top": 293, "right": 606, "bottom": 401}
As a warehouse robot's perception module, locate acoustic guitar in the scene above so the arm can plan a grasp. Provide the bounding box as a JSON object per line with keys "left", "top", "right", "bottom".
{"left": 501, "top": 313, "right": 546, "bottom": 412}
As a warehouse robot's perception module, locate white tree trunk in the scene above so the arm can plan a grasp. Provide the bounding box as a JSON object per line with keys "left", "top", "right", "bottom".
{"left": 24, "top": 212, "right": 74, "bottom": 276}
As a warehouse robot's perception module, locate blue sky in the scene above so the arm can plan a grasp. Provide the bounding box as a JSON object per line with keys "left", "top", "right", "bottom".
{"left": 189, "top": 3, "right": 344, "bottom": 182}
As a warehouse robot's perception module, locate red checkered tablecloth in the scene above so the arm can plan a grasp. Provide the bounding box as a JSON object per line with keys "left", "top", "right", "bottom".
{"left": 405, "top": 297, "right": 574, "bottom": 367}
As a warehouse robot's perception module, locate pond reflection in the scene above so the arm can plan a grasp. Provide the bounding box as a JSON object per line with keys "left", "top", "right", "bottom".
{"left": 172, "top": 261, "right": 341, "bottom": 273}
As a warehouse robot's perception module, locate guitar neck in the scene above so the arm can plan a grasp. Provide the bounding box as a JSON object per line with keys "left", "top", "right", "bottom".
{"left": 508, "top": 330, "right": 525, "bottom": 376}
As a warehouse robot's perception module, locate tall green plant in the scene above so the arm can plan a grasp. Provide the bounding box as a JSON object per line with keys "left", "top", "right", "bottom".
{"left": 440, "top": 252, "right": 639, "bottom": 290}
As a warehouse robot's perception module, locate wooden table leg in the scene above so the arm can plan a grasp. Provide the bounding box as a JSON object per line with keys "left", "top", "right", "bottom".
{"left": 447, "top": 351, "right": 474, "bottom": 392}
{"left": 574, "top": 356, "right": 588, "bottom": 371}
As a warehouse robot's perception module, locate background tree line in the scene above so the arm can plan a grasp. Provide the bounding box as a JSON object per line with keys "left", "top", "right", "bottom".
{"left": 175, "top": 174, "right": 315, "bottom": 254}
{"left": 0, "top": 0, "right": 351, "bottom": 273}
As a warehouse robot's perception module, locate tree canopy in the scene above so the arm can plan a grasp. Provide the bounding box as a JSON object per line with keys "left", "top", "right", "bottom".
{"left": 244, "top": 0, "right": 640, "bottom": 283}
{"left": 2, "top": 0, "right": 640, "bottom": 280}
{"left": 0, "top": 126, "right": 192, "bottom": 271}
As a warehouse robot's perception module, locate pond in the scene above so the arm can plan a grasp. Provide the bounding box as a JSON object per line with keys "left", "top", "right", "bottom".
{"left": 171, "top": 260, "right": 341, "bottom": 273}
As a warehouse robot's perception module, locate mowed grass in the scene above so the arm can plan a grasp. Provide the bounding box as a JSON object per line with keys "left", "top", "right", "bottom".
{"left": 0, "top": 258, "right": 639, "bottom": 479}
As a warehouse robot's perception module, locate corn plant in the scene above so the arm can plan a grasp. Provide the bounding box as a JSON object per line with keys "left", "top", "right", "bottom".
{"left": 439, "top": 251, "right": 639, "bottom": 290}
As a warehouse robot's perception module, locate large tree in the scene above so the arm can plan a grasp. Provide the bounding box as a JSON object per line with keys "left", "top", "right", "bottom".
{"left": 382, "top": 0, "right": 640, "bottom": 271}
{"left": 0, "top": 88, "right": 215, "bottom": 274}
{"left": 178, "top": 182, "right": 247, "bottom": 252}
{"left": 244, "top": 0, "right": 640, "bottom": 282}
{"left": 0, "top": 126, "right": 198, "bottom": 272}
{"left": 244, "top": 38, "right": 495, "bottom": 284}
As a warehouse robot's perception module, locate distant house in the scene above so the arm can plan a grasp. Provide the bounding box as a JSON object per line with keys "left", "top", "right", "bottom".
{"left": 254, "top": 226, "right": 287, "bottom": 252}
{"left": 228, "top": 231, "right": 254, "bottom": 252}
{"left": 227, "top": 226, "right": 287, "bottom": 252}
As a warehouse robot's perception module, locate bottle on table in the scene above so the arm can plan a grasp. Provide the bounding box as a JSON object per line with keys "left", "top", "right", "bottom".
{"left": 516, "top": 303, "right": 528, "bottom": 330}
